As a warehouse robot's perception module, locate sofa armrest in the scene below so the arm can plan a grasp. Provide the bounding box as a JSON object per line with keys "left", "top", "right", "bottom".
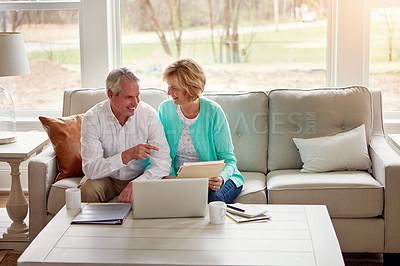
{"left": 28, "top": 145, "right": 57, "bottom": 240}
{"left": 369, "top": 135, "right": 400, "bottom": 253}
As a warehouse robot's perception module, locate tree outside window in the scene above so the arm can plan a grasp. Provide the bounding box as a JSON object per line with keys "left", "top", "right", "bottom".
{"left": 121, "top": 0, "right": 327, "bottom": 92}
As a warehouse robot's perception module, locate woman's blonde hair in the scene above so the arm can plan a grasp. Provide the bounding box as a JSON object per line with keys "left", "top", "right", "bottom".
{"left": 163, "top": 58, "right": 206, "bottom": 102}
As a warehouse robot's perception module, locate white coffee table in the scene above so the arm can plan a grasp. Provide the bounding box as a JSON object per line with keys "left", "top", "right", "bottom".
{"left": 18, "top": 204, "right": 344, "bottom": 266}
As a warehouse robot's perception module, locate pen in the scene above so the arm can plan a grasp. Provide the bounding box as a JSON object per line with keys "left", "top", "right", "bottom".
{"left": 227, "top": 204, "right": 245, "bottom": 212}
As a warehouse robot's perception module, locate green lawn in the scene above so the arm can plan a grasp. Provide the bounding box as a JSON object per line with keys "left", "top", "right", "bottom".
{"left": 28, "top": 49, "right": 80, "bottom": 65}
{"left": 26, "top": 22, "right": 398, "bottom": 66}
{"left": 122, "top": 25, "right": 327, "bottom": 65}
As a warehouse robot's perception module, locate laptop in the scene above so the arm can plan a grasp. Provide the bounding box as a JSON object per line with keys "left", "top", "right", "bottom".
{"left": 132, "top": 178, "right": 208, "bottom": 219}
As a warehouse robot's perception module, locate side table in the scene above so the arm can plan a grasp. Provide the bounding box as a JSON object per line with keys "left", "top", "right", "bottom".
{"left": 0, "top": 131, "right": 49, "bottom": 249}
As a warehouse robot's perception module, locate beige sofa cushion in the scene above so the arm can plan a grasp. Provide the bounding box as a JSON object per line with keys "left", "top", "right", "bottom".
{"left": 268, "top": 86, "right": 372, "bottom": 171}
{"left": 205, "top": 92, "right": 268, "bottom": 173}
{"left": 267, "top": 169, "right": 383, "bottom": 218}
{"left": 233, "top": 172, "right": 267, "bottom": 204}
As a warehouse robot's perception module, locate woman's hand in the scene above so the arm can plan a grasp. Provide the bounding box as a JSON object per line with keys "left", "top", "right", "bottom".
{"left": 209, "top": 176, "right": 224, "bottom": 191}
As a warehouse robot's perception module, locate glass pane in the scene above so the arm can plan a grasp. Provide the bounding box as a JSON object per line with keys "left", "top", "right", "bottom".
{"left": 0, "top": 9, "right": 80, "bottom": 110}
{"left": 370, "top": 7, "right": 400, "bottom": 111}
{"left": 121, "top": 0, "right": 327, "bottom": 92}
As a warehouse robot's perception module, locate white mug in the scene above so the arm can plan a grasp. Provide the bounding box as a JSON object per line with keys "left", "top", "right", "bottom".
{"left": 209, "top": 201, "right": 226, "bottom": 224}
{"left": 65, "top": 188, "right": 81, "bottom": 209}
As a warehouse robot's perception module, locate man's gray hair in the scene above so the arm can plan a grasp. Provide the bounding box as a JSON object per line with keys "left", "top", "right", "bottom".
{"left": 106, "top": 67, "right": 140, "bottom": 95}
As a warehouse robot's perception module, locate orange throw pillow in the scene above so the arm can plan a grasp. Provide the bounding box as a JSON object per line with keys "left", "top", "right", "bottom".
{"left": 39, "top": 115, "right": 84, "bottom": 181}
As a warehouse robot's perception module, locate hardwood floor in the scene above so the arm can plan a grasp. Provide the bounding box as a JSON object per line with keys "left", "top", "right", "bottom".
{"left": 0, "top": 193, "right": 7, "bottom": 208}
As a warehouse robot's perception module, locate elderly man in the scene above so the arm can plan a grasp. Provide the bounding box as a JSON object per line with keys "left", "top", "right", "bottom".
{"left": 79, "top": 67, "right": 171, "bottom": 203}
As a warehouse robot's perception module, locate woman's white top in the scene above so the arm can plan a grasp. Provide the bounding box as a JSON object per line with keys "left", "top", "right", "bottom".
{"left": 174, "top": 105, "right": 200, "bottom": 171}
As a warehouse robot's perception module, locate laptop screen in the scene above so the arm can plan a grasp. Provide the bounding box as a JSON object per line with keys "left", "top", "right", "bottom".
{"left": 132, "top": 178, "right": 208, "bottom": 219}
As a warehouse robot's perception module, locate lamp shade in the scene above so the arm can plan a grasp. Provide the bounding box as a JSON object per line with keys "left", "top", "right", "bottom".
{"left": 0, "top": 32, "right": 30, "bottom": 144}
{"left": 0, "top": 32, "right": 30, "bottom": 77}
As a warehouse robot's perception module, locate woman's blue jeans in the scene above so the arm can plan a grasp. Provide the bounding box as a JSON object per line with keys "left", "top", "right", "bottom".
{"left": 208, "top": 179, "right": 242, "bottom": 204}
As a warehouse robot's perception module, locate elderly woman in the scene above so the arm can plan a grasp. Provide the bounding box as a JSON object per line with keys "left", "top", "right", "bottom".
{"left": 158, "top": 58, "right": 244, "bottom": 203}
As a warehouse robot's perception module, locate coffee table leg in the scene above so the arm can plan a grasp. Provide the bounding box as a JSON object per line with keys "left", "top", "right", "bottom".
{"left": 3, "top": 161, "right": 29, "bottom": 239}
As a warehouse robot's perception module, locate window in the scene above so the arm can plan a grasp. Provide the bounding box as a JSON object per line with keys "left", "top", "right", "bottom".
{"left": 0, "top": 1, "right": 81, "bottom": 111}
{"left": 369, "top": 7, "right": 400, "bottom": 111}
{"left": 120, "top": 0, "right": 327, "bottom": 92}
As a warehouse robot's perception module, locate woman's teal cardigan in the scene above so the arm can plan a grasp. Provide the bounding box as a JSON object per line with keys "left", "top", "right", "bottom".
{"left": 158, "top": 97, "right": 244, "bottom": 187}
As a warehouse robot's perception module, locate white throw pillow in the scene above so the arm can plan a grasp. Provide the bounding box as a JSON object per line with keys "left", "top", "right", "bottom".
{"left": 293, "top": 124, "right": 371, "bottom": 173}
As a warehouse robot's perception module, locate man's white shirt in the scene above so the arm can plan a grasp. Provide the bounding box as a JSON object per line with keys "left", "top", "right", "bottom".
{"left": 81, "top": 99, "right": 171, "bottom": 181}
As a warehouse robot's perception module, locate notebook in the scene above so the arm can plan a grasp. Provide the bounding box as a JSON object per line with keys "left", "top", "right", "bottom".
{"left": 71, "top": 203, "right": 132, "bottom": 225}
{"left": 226, "top": 203, "right": 269, "bottom": 218}
{"left": 132, "top": 178, "right": 208, "bottom": 219}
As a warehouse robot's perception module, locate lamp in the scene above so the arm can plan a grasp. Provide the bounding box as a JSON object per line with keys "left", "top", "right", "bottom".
{"left": 0, "top": 32, "right": 30, "bottom": 144}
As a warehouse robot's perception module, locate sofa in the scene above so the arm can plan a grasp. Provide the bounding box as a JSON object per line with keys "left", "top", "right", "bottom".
{"left": 28, "top": 85, "right": 400, "bottom": 255}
